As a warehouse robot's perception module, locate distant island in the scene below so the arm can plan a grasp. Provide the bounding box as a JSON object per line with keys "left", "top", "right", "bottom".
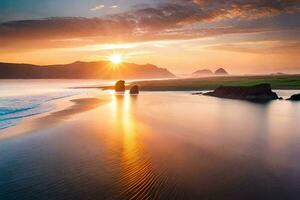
{"left": 0, "top": 61, "right": 175, "bottom": 79}
{"left": 192, "top": 68, "right": 228, "bottom": 77}
{"left": 192, "top": 69, "right": 213, "bottom": 76}
{"left": 215, "top": 68, "right": 228, "bottom": 75}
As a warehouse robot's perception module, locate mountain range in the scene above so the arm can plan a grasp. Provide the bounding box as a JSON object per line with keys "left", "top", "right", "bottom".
{"left": 0, "top": 61, "right": 175, "bottom": 79}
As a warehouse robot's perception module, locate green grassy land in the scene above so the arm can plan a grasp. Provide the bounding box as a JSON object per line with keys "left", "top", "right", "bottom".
{"left": 127, "top": 75, "right": 300, "bottom": 91}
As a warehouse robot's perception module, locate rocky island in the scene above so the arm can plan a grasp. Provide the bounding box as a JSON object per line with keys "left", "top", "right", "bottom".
{"left": 192, "top": 69, "right": 213, "bottom": 76}
{"left": 214, "top": 68, "right": 228, "bottom": 75}
{"left": 203, "top": 83, "right": 279, "bottom": 101}
{"left": 192, "top": 68, "right": 228, "bottom": 77}
{"left": 287, "top": 93, "right": 300, "bottom": 101}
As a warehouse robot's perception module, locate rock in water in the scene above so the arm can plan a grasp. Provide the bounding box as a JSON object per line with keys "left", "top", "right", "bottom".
{"left": 130, "top": 85, "right": 139, "bottom": 94}
{"left": 288, "top": 93, "right": 300, "bottom": 101}
{"left": 215, "top": 68, "right": 228, "bottom": 75}
{"left": 204, "top": 83, "right": 278, "bottom": 102}
{"left": 115, "top": 80, "right": 125, "bottom": 92}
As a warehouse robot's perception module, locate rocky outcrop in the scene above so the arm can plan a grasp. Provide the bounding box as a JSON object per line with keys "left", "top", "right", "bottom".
{"left": 130, "top": 85, "right": 139, "bottom": 94}
{"left": 215, "top": 68, "right": 228, "bottom": 75}
{"left": 287, "top": 93, "right": 300, "bottom": 101}
{"left": 192, "top": 69, "right": 213, "bottom": 76}
{"left": 204, "top": 83, "right": 279, "bottom": 101}
{"left": 115, "top": 80, "right": 125, "bottom": 92}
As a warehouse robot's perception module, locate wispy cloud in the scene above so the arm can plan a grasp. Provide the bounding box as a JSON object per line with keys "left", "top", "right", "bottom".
{"left": 90, "top": 5, "right": 105, "bottom": 11}
{"left": 111, "top": 5, "right": 118, "bottom": 9}
{"left": 208, "top": 40, "right": 300, "bottom": 55}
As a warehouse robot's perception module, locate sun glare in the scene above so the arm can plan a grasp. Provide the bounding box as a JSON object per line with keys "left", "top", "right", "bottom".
{"left": 109, "top": 54, "right": 123, "bottom": 64}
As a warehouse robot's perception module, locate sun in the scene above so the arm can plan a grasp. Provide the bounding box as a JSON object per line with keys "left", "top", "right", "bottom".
{"left": 109, "top": 54, "right": 123, "bottom": 64}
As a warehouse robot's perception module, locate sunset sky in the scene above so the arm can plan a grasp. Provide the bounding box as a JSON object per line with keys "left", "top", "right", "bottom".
{"left": 0, "top": 0, "right": 299, "bottom": 74}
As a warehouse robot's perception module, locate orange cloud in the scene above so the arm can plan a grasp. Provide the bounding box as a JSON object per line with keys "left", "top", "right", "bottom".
{"left": 0, "top": 0, "right": 299, "bottom": 51}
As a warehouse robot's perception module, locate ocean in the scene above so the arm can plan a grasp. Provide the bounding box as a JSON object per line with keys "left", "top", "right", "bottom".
{"left": 0, "top": 79, "right": 110, "bottom": 130}
{"left": 0, "top": 80, "right": 300, "bottom": 199}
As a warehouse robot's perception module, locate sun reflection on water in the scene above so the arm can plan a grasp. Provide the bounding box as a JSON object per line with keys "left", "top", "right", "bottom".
{"left": 110, "top": 94, "right": 152, "bottom": 198}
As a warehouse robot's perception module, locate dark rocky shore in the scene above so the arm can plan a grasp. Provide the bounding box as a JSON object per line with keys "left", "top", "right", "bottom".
{"left": 288, "top": 93, "right": 300, "bottom": 101}
{"left": 203, "top": 83, "right": 279, "bottom": 102}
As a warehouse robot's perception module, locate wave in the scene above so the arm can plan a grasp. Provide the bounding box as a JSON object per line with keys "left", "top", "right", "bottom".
{"left": 0, "top": 91, "right": 81, "bottom": 130}
{"left": 0, "top": 105, "right": 38, "bottom": 116}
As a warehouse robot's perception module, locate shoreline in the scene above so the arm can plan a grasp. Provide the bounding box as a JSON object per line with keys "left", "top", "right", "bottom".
{"left": 1, "top": 86, "right": 299, "bottom": 140}
{"left": 72, "top": 75, "right": 300, "bottom": 91}
{"left": 0, "top": 95, "right": 110, "bottom": 140}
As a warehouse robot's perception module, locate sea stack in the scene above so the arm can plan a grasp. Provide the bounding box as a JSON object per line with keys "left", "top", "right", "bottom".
{"left": 115, "top": 80, "right": 125, "bottom": 92}
{"left": 215, "top": 68, "right": 228, "bottom": 75}
{"left": 130, "top": 85, "right": 139, "bottom": 94}
{"left": 204, "top": 83, "right": 278, "bottom": 102}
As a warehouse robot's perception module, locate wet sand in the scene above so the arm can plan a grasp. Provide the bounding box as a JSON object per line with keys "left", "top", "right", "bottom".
{"left": 0, "top": 96, "right": 110, "bottom": 140}
{"left": 1, "top": 92, "right": 300, "bottom": 200}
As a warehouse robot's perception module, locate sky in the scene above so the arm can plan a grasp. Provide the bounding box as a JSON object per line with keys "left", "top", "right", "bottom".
{"left": 0, "top": 0, "right": 299, "bottom": 74}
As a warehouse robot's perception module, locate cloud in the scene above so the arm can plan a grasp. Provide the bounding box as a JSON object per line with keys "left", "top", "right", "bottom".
{"left": 223, "top": 0, "right": 300, "bottom": 19}
{"left": 208, "top": 40, "right": 300, "bottom": 55}
{"left": 90, "top": 5, "right": 105, "bottom": 11}
{"left": 111, "top": 5, "right": 118, "bottom": 9}
{"left": 0, "top": 0, "right": 299, "bottom": 50}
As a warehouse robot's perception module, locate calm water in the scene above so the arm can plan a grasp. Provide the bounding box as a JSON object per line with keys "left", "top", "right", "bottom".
{"left": 0, "top": 81, "right": 300, "bottom": 200}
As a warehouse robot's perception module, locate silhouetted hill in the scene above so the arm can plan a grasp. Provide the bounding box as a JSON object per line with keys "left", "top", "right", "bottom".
{"left": 215, "top": 68, "right": 228, "bottom": 75}
{"left": 0, "top": 61, "right": 175, "bottom": 79}
{"left": 192, "top": 69, "right": 213, "bottom": 76}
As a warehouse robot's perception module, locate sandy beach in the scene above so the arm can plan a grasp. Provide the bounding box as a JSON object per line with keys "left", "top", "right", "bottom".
{"left": 1, "top": 90, "right": 300, "bottom": 200}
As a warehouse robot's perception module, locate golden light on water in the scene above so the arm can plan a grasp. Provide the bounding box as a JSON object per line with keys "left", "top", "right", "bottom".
{"left": 109, "top": 94, "right": 157, "bottom": 198}
{"left": 109, "top": 54, "right": 123, "bottom": 64}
